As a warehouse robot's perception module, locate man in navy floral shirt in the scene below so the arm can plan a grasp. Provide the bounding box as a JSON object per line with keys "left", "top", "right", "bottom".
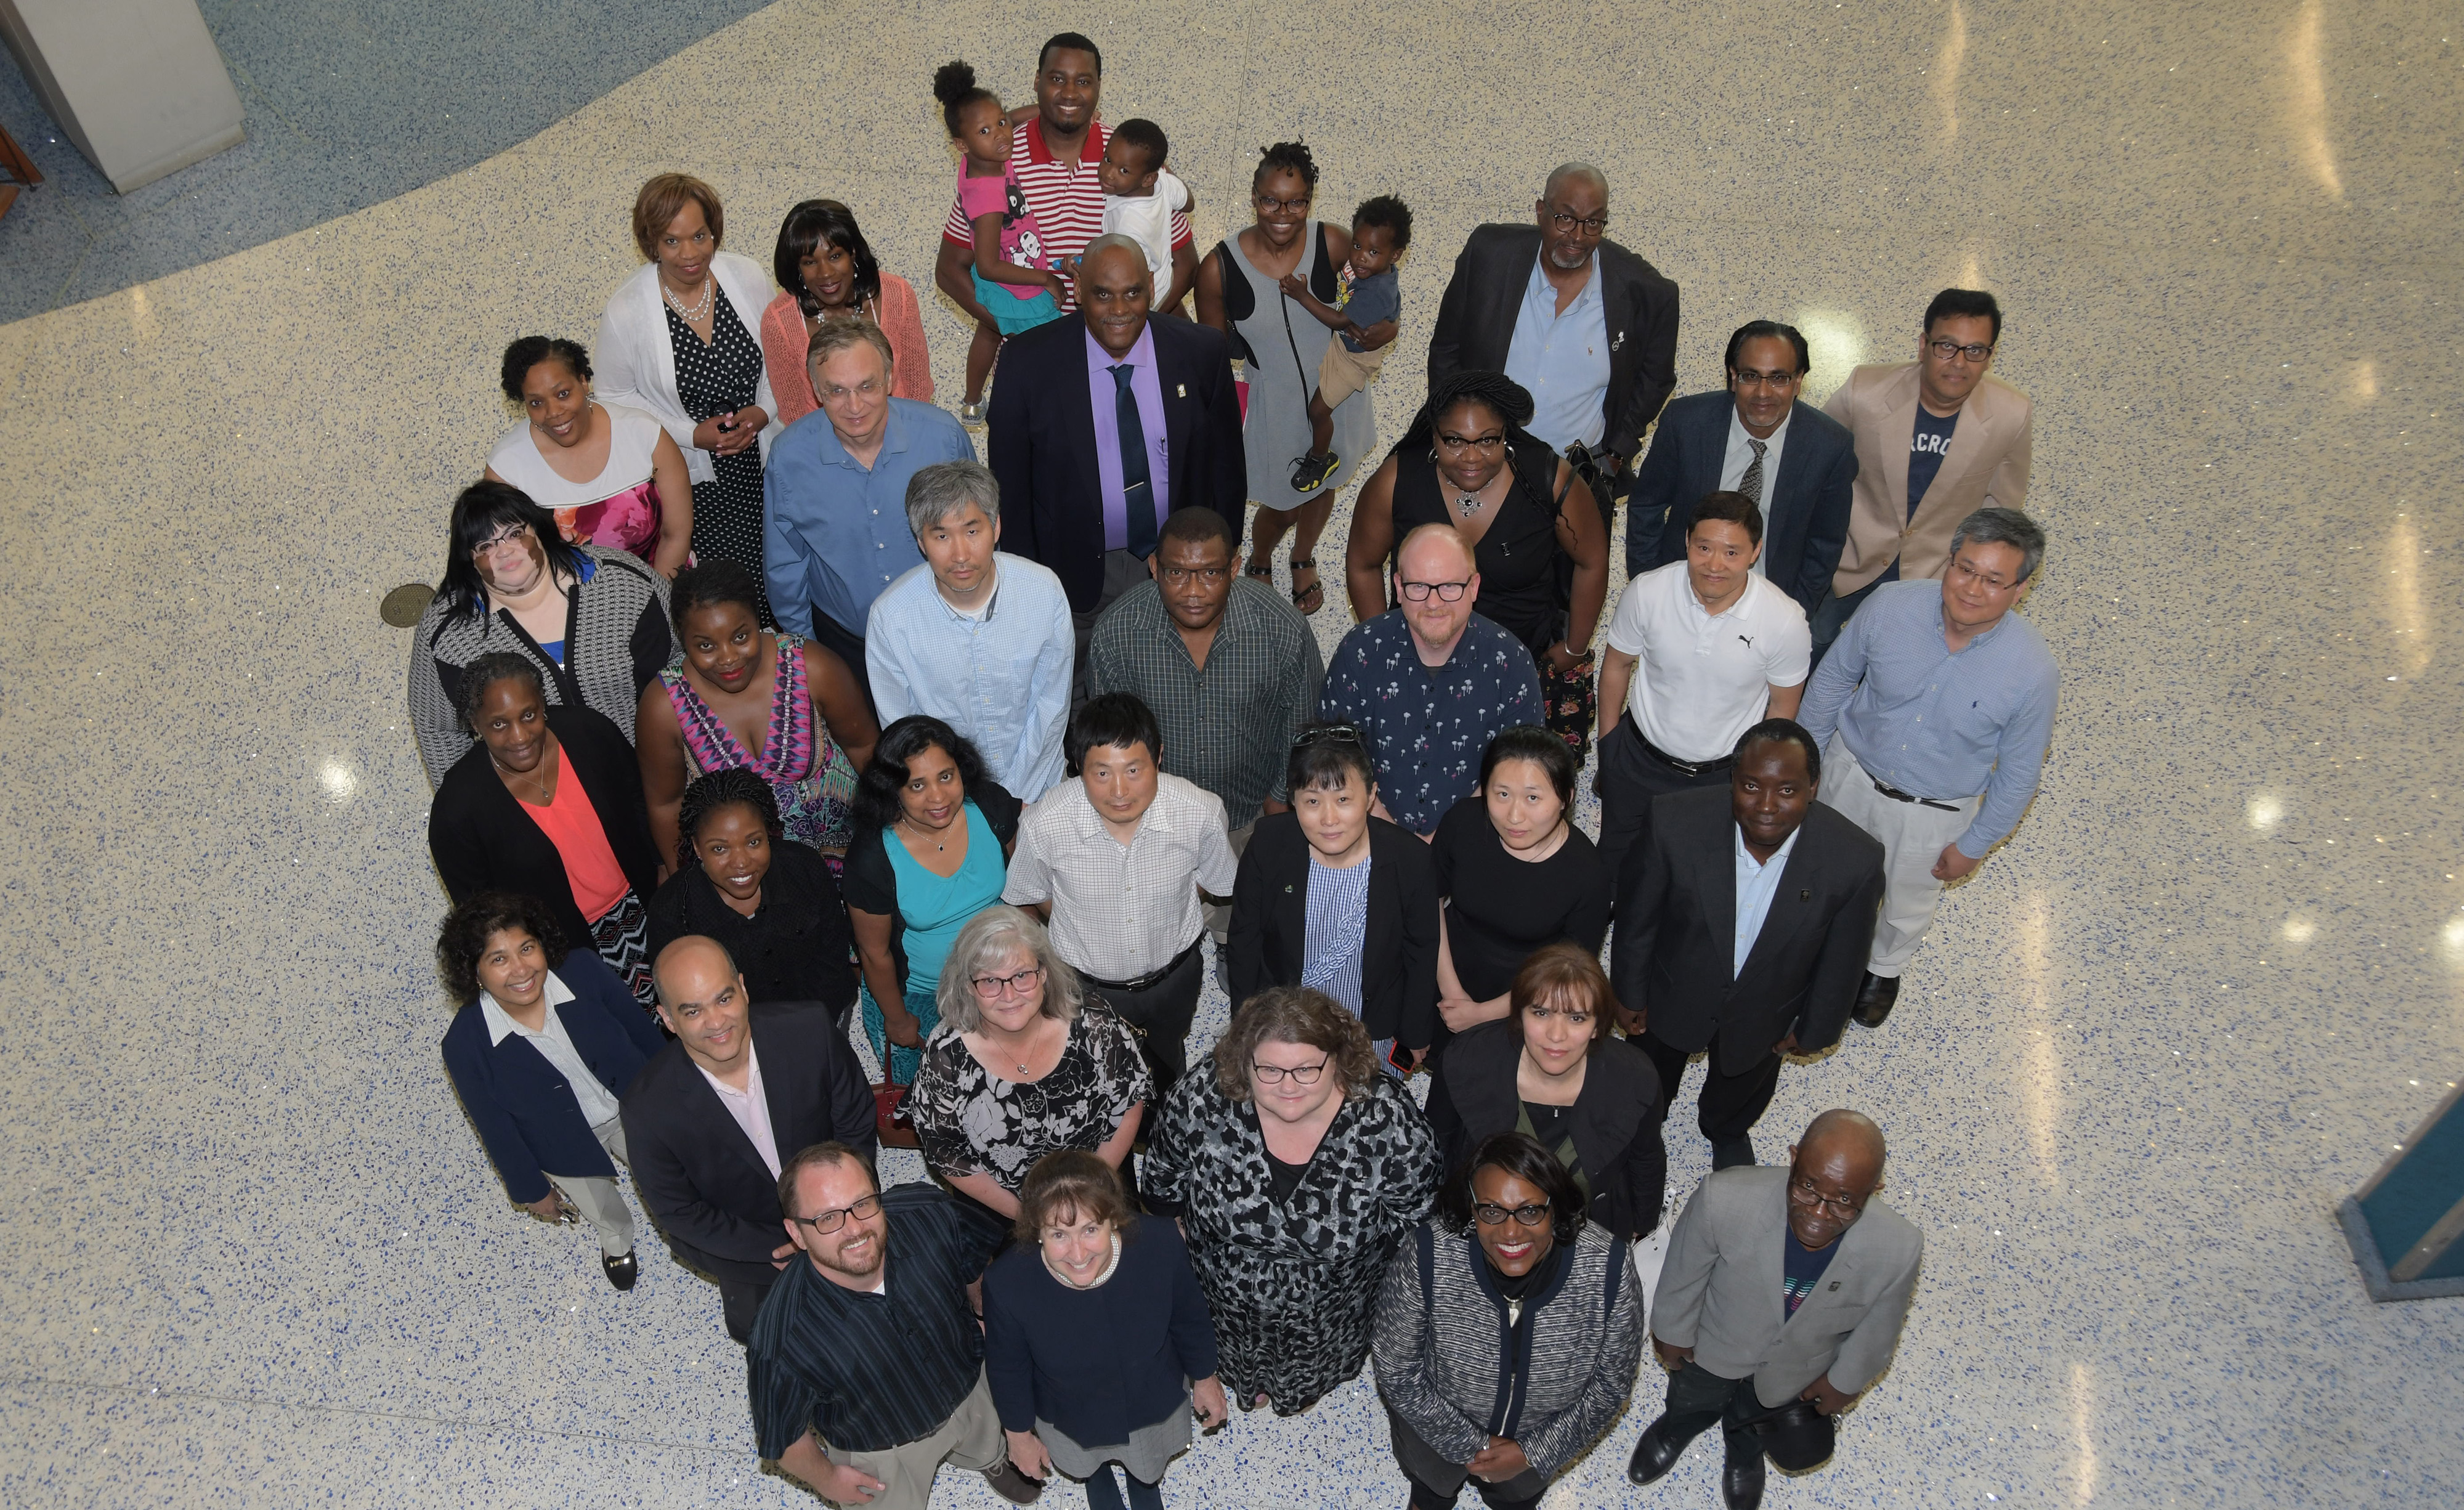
{"left": 1321, "top": 524, "right": 1544, "bottom": 836}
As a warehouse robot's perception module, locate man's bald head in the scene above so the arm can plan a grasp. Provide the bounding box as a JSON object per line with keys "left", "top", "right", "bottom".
{"left": 650, "top": 935, "right": 753, "bottom": 1073}
{"left": 1799, "top": 1108, "right": 1886, "bottom": 1185}
{"left": 1396, "top": 522, "right": 1476, "bottom": 580}
{"left": 652, "top": 935, "right": 739, "bottom": 1007}
{"left": 1543, "top": 161, "right": 1609, "bottom": 203}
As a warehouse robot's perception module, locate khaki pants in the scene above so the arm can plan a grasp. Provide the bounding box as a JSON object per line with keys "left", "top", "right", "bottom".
{"left": 823, "top": 1372, "right": 1007, "bottom": 1510}
{"left": 1204, "top": 820, "right": 1255, "bottom": 944}
{"left": 1814, "top": 739, "right": 1981, "bottom": 977}
{"left": 544, "top": 1118, "right": 634, "bottom": 1258}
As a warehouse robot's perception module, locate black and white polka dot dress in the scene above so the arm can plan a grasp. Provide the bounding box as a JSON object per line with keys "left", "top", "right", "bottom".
{"left": 667, "top": 287, "right": 773, "bottom": 625}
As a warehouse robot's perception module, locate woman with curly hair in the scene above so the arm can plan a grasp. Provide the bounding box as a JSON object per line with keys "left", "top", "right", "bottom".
{"left": 645, "top": 769, "right": 857, "bottom": 1026}
{"left": 1140, "top": 985, "right": 1443, "bottom": 1415}
{"left": 436, "top": 891, "right": 667, "bottom": 1289}
{"left": 484, "top": 335, "right": 694, "bottom": 575}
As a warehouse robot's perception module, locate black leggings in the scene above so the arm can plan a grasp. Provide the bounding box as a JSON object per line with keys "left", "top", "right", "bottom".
{"left": 1080, "top": 1463, "right": 1163, "bottom": 1510}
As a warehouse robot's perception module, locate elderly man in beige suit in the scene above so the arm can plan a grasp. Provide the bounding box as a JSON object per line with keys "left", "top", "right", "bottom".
{"left": 1808, "top": 288, "right": 2032, "bottom": 659}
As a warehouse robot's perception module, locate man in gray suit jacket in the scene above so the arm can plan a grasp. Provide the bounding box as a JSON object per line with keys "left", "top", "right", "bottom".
{"left": 1629, "top": 1110, "right": 1921, "bottom": 1509}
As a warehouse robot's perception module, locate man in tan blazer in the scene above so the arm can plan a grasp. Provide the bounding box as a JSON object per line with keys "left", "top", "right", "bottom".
{"left": 1810, "top": 289, "right": 2031, "bottom": 657}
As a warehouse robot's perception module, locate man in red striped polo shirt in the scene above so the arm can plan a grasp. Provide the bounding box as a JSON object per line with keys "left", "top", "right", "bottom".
{"left": 934, "top": 33, "right": 1196, "bottom": 325}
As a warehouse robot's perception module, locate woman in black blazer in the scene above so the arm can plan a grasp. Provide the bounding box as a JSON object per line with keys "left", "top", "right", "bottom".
{"left": 429, "top": 652, "right": 662, "bottom": 1006}
{"left": 1425, "top": 942, "right": 1666, "bottom": 1239}
{"left": 1226, "top": 723, "right": 1440, "bottom": 1070}
{"left": 646, "top": 768, "right": 856, "bottom": 1025}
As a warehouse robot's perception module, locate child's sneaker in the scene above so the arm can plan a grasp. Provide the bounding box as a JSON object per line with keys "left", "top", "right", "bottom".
{"left": 1289, "top": 451, "right": 1340, "bottom": 494}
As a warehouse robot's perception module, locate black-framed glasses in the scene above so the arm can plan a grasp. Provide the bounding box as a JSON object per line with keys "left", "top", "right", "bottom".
{"left": 1254, "top": 192, "right": 1312, "bottom": 214}
{"left": 1397, "top": 579, "right": 1471, "bottom": 603}
{"left": 971, "top": 964, "right": 1046, "bottom": 999}
{"left": 1787, "top": 1174, "right": 1865, "bottom": 1222}
{"left": 1547, "top": 211, "right": 1608, "bottom": 235}
{"left": 1252, "top": 1058, "right": 1329, "bottom": 1085}
{"left": 1927, "top": 337, "right": 1994, "bottom": 363}
{"left": 1730, "top": 368, "right": 1801, "bottom": 391}
{"left": 789, "top": 1191, "right": 883, "bottom": 1235}
{"left": 1435, "top": 429, "right": 1506, "bottom": 453}
{"left": 1159, "top": 563, "right": 1229, "bottom": 586}
{"left": 1473, "top": 1199, "right": 1552, "bottom": 1227}
{"left": 1292, "top": 723, "right": 1364, "bottom": 750}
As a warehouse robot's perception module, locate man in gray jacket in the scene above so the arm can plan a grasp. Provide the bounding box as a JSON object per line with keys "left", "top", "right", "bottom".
{"left": 1628, "top": 1109, "right": 1921, "bottom": 1509}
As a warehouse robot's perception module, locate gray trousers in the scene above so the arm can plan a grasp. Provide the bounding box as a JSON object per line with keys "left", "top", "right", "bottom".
{"left": 544, "top": 1118, "right": 635, "bottom": 1258}
{"left": 821, "top": 1371, "right": 1007, "bottom": 1510}
{"left": 1072, "top": 548, "right": 1154, "bottom": 705}
{"left": 1814, "top": 739, "right": 1982, "bottom": 977}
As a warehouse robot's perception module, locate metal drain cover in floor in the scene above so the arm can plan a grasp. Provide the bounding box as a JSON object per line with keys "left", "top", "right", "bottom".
{"left": 380, "top": 583, "right": 435, "bottom": 627}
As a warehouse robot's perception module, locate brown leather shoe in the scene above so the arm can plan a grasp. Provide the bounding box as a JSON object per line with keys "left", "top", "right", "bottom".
{"left": 982, "top": 1458, "right": 1044, "bottom": 1503}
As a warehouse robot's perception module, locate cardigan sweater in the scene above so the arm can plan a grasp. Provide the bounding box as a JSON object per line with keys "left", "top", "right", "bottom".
{"left": 1372, "top": 1221, "right": 1642, "bottom": 1480}
{"left": 428, "top": 704, "right": 662, "bottom": 951}
{"left": 1424, "top": 1018, "right": 1667, "bottom": 1238}
{"left": 595, "top": 251, "right": 780, "bottom": 487}
{"left": 982, "top": 1221, "right": 1221, "bottom": 1446}
{"left": 759, "top": 274, "right": 934, "bottom": 427}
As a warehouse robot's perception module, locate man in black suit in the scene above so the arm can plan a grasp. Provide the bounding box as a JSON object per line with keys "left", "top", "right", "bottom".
{"left": 986, "top": 233, "right": 1246, "bottom": 694}
{"left": 1627, "top": 320, "right": 1860, "bottom": 619}
{"left": 1610, "top": 720, "right": 1883, "bottom": 1171}
{"left": 620, "top": 936, "right": 878, "bottom": 1342}
{"left": 1426, "top": 163, "right": 1680, "bottom": 519}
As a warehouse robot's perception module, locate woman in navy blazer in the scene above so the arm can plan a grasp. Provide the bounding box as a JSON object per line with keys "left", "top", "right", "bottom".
{"left": 438, "top": 892, "right": 667, "bottom": 1289}
{"left": 983, "top": 1151, "right": 1226, "bottom": 1510}
{"left": 1226, "top": 725, "right": 1441, "bottom": 1068}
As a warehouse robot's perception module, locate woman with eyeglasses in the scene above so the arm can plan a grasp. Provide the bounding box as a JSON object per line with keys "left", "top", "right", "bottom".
{"left": 759, "top": 198, "right": 934, "bottom": 428}
{"left": 907, "top": 906, "right": 1150, "bottom": 1260}
{"left": 596, "top": 173, "right": 780, "bottom": 624}
{"left": 1194, "top": 140, "right": 1372, "bottom": 616}
{"left": 1343, "top": 370, "right": 1608, "bottom": 757}
{"left": 1226, "top": 720, "right": 1440, "bottom": 1073}
{"left": 410, "top": 479, "right": 676, "bottom": 788}
{"left": 1372, "top": 1129, "right": 1642, "bottom": 1510}
{"left": 1427, "top": 943, "right": 1666, "bottom": 1241}
{"left": 1141, "top": 985, "right": 1442, "bottom": 1415}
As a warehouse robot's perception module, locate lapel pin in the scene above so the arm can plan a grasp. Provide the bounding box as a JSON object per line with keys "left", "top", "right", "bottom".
{"left": 1800, "top": 888, "right": 1810, "bottom": 901}
{"left": 1176, "top": 383, "right": 1187, "bottom": 398}
{"left": 1828, "top": 1280, "right": 1841, "bottom": 1291}
{"left": 1284, "top": 883, "right": 1294, "bottom": 893}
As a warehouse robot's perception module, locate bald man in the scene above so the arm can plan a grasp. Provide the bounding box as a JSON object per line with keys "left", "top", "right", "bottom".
{"left": 1631, "top": 1110, "right": 1923, "bottom": 1508}
{"left": 1319, "top": 523, "right": 1544, "bottom": 836}
{"left": 618, "top": 936, "right": 879, "bottom": 1342}
{"left": 985, "top": 233, "right": 1246, "bottom": 697}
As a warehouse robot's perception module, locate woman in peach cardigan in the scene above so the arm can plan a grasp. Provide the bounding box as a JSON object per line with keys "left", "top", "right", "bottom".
{"left": 760, "top": 199, "right": 934, "bottom": 425}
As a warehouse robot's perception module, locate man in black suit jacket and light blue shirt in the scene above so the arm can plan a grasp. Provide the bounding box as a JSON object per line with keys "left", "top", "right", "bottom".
{"left": 1610, "top": 720, "right": 1882, "bottom": 1171}
{"left": 986, "top": 235, "right": 1246, "bottom": 692}
{"left": 1629, "top": 1109, "right": 1921, "bottom": 1509}
{"left": 1628, "top": 320, "right": 1859, "bottom": 618}
{"left": 619, "top": 936, "right": 878, "bottom": 1343}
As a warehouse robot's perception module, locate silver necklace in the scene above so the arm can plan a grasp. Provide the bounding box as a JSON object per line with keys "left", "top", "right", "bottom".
{"left": 899, "top": 818, "right": 948, "bottom": 853}
{"left": 1454, "top": 491, "right": 1485, "bottom": 519}
{"left": 493, "top": 754, "right": 552, "bottom": 804}
{"left": 662, "top": 276, "right": 714, "bottom": 323}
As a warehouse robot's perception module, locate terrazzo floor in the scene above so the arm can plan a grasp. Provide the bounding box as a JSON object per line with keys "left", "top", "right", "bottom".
{"left": 2, "top": 0, "right": 2461, "bottom": 1505}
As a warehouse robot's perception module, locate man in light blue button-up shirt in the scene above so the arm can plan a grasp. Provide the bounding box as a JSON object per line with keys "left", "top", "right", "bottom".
{"left": 865, "top": 461, "right": 1075, "bottom": 802}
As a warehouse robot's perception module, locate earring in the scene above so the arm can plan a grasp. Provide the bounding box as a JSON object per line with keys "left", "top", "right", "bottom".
{"left": 1427, "top": 448, "right": 1437, "bottom": 463}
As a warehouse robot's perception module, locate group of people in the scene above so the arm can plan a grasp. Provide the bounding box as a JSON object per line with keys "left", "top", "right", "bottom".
{"left": 408, "top": 26, "right": 2060, "bottom": 1510}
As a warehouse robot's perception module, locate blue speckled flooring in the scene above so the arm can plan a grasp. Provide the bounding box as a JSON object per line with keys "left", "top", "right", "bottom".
{"left": 2, "top": 1, "right": 2462, "bottom": 1504}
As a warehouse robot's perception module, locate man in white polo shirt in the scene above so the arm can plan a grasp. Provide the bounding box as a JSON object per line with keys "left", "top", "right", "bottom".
{"left": 1594, "top": 490, "right": 1811, "bottom": 885}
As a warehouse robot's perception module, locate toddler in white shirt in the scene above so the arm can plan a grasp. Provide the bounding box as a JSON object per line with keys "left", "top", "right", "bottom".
{"left": 1096, "top": 118, "right": 1191, "bottom": 293}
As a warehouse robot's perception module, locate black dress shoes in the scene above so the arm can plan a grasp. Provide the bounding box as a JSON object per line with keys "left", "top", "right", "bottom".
{"left": 1627, "top": 1416, "right": 1692, "bottom": 1485}
{"left": 602, "top": 1251, "right": 639, "bottom": 1291}
{"left": 983, "top": 1459, "right": 1044, "bottom": 1503}
{"left": 1711, "top": 1136, "right": 1756, "bottom": 1171}
{"left": 1850, "top": 972, "right": 1900, "bottom": 1028}
{"left": 1724, "top": 1448, "right": 1767, "bottom": 1510}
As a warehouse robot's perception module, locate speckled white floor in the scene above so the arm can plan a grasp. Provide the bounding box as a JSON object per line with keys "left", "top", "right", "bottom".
{"left": 2, "top": 1, "right": 2462, "bottom": 1505}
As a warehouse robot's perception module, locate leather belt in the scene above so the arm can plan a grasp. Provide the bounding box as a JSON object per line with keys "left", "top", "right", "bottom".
{"left": 1083, "top": 935, "right": 1205, "bottom": 995}
{"left": 1870, "top": 774, "right": 1964, "bottom": 813}
{"left": 1637, "top": 731, "right": 1732, "bottom": 779}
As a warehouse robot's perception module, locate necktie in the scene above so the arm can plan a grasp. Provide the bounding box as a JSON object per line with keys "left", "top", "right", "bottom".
{"left": 1111, "top": 363, "right": 1157, "bottom": 558}
{"left": 1738, "top": 437, "right": 1769, "bottom": 508}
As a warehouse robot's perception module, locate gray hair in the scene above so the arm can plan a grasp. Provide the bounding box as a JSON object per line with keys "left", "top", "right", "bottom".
{"left": 805, "top": 315, "right": 893, "bottom": 381}
{"left": 904, "top": 459, "right": 1000, "bottom": 539}
{"left": 934, "top": 905, "right": 1084, "bottom": 1034}
{"left": 1947, "top": 507, "right": 2046, "bottom": 584}
{"left": 1077, "top": 232, "right": 1153, "bottom": 285}
{"left": 1542, "top": 161, "right": 1608, "bottom": 201}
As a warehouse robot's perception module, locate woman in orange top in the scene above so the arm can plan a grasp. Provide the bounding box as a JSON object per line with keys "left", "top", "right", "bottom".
{"left": 760, "top": 200, "right": 934, "bottom": 426}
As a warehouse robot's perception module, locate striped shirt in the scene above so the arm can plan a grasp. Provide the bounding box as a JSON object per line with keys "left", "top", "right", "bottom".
{"left": 941, "top": 118, "right": 1193, "bottom": 312}
{"left": 1087, "top": 577, "right": 1326, "bottom": 828}
{"left": 1301, "top": 853, "right": 1374, "bottom": 1018}
{"left": 745, "top": 1183, "right": 984, "bottom": 1456}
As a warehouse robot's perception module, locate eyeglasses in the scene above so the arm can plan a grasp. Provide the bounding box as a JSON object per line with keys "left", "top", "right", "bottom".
{"left": 1159, "top": 564, "right": 1229, "bottom": 586}
{"left": 1730, "top": 368, "right": 1801, "bottom": 391}
{"left": 1397, "top": 578, "right": 1472, "bottom": 603}
{"left": 1251, "top": 1058, "right": 1329, "bottom": 1085}
{"left": 1254, "top": 192, "right": 1312, "bottom": 214}
{"left": 1787, "top": 1174, "right": 1865, "bottom": 1222}
{"left": 1947, "top": 556, "right": 2022, "bottom": 592}
{"left": 472, "top": 529, "right": 532, "bottom": 559}
{"left": 660, "top": 228, "right": 716, "bottom": 251}
{"left": 970, "top": 964, "right": 1046, "bottom": 999}
{"left": 1546, "top": 211, "right": 1609, "bottom": 235}
{"left": 1435, "top": 430, "right": 1506, "bottom": 453}
{"left": 1473, "top": 1199, "right": 1552, "bottom": 1227}
{"left": 788, "top": 1191, "right": 883, "bottom": 1235}
{"left": 1292, "top": 723, "right": 1364, "bottom": 750}
{"left": 1926, "top": 337, "right": 1995, "bottom": 363}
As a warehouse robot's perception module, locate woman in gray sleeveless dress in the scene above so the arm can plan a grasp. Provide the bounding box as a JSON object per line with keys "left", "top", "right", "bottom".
{"left": 1196, "top": 142, "right": 1374, "bottom": 616}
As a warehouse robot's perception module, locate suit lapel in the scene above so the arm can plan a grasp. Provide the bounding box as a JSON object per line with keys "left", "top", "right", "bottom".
{"left": 1491, "top": 238, "right": 1538, "bottom": 355}
{"left": 1924, "top": 384, "right": 1997, "bottom": 508}
{"left": 1734, "top": 833, "right": 1819, "bottom": 986}
{"left": 1706, "top": 819, "right": 1741, "bottom": 988}
{"left": 1154, "top": 320, "right": 1196, "bottom": 496}
{"left": 1780, "top": 1223, "right": 1865, "bottom": 1331}
{"left": 1062, "top": 316, "right": 1101, "bottom": 490}
{"left": 1874, "top": 367, "right": 1919, "bottom": 523}
{"left": 753, "top": 1012, "right": 812, "bottom": 1153}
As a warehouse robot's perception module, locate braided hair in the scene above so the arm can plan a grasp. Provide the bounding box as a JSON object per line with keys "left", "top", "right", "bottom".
{"left": 1253, "top": 140, "right": 1318, "bottom": 192}
{"left": 1393, "top": 368, "right": 1542, "bottom": 457}
{"left": 669, "top": 556, "right": 763, "bottom": 633}
{"left": 676, "top": 768, "right": 782, "bottom": 872}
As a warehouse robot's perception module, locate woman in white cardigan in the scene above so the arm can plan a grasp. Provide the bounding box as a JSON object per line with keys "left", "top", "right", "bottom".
{"left": 596, "top": 174, "right": 782, "bottom": 624}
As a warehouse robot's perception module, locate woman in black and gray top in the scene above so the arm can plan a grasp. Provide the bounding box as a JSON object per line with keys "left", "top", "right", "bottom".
{"left": 410, "top": 481, "right": 675, "bottom": 787}
{"left": 1372, "top": 1130, "right": 1643, "bottom": 1510}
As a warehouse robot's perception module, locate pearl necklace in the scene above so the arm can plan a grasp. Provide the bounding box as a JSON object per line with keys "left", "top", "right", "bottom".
{"left": 662, "top": 276, "right": 714, "bottom": 323}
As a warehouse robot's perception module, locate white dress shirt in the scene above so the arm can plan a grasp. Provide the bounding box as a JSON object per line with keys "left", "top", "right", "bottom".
{"left": 1605, "top": 562, "right": 1812, "bottom": 762}
{"left": 1732, "top": 824, "right": 1802, "bottom": 976}
{"left": 1718, "top": 405, "right": 1794, "bottom": 578}
{"left": 695, "top": 1041, "right": 783, "bottom": 1178}
{"left": 867, "top": 555, "right": 1077, "bottom": 802}
{"left": 480, "top": 973, "right": 622, "bottom": 1128}
{"left": 1002, "top": 772, "right": 1239, "bottom": 981}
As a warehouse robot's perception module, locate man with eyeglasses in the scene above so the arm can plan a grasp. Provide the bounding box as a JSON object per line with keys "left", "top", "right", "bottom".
{"left": 1797, "top": 508, "right": 2057, "bottom": 1029}
{"left": 1812, "top": 287, "right": 2033, "bottom": 659}
{"left": 619, "top": 936, "right": 880, "bottom": 1343}
{"left": 1631, "top": 1109, "right": 1920, "bottom": 1509}
{"left": 748, "top": 1143, "right": 1044, "bottom": 1508}
{"left": 1427, "top": 162, "right": 1681, "bottom": 522}
{"left": 1319, "top": 524, "right": 1544, "bottom": 837}
{"left": 1627, "top": 320, "right": 1860, "bottom": 620}
{"left": 1088, "top": 507, "right": 1324, "bottom": 943}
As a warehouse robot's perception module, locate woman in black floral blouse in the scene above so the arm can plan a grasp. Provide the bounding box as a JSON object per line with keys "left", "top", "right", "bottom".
{"left": 909, "top": 906, "right": 1151, "bottom": 1259}
{"left": 1142, "top": 985, "right": 1444, "bottom": 1414}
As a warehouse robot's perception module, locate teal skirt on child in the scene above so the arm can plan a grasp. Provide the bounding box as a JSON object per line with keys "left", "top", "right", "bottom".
{"left": 972, "top": 269, "right": 1064, "bottom": 336}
